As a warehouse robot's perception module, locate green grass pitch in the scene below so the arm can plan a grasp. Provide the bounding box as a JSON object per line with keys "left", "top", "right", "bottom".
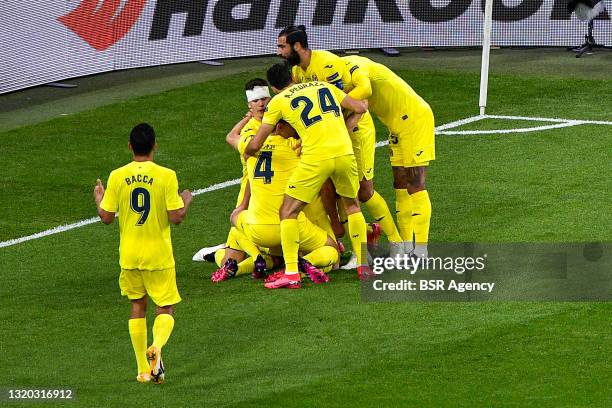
{"left": 0, "top": 49, "right": 610, "bottom": 407}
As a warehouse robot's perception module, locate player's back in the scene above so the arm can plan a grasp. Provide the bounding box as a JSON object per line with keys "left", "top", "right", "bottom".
{"left": 343, "top": 55, "right": 430, "bottom": 133}
{"left": 243, "top": 135, "right": 300, "bottom": 224}
{"left": 109, "top": 161, "right": 180, "bottom": 270}
{"left": 264, "top": 81, "right": 353, "bottom": 161}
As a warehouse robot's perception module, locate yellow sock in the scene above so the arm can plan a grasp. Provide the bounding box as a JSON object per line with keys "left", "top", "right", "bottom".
{"left": 236, "top": 257, "right": 254, "bottom": 276}
{"left": 303, "top": 246, "right": 338, "bottom": 269}
{"left": 411, "top": 190, "right": 432, "bottom": 249}
{"left": 214, "top": 248, "right": 226, "bottom": 267}
{"left": 128, "top": 318, "right": 149, "bottom": 374}
{"left": 364, "top": 191, "right": 402, "bottom": 242}
{"left": 395, "top": 189, "right": 414, "bottom": 244}
{"left": 280, "top": 219, "right": 300, "bottom": 274}
{"left": 152, "top": 314, "right": 175, "bottom": 350}
{"left": 347, "top": 212, "right": 367, "bottom": 265}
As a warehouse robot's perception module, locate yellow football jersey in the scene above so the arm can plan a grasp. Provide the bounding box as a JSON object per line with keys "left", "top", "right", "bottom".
{"left": 292, "top": 50, "right": 353, "bottom": 93}
{"left": 292, "top": 50, "right": 375, "bottom": 140}
{"left": 244, "top": 135, "right": 300, "bottom": 224}
{"left": 236, "top": 117, "right": 261, "bottom": 206}
{"left": 100, "top": 161, "right": 184, "bottom": 270}
{"left": 262, "top": 81, "right": 353, "bottom": 161}
{"left": 342, "top": 55, "right": 431, "bottom": 134}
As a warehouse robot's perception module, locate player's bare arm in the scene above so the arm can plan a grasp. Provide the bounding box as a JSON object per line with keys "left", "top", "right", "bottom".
{"left": 345, "top": 112, "right": 363, "bottom": 132}
{"left": 94, "top": 178, "right": 114, "bottom": 224}
{"left": 230, "top": 181, "right": 250, "bottom": 227}
{"left": 168, "top": 190, "right": 193, "bottom": 225}
{"left": 340, "top": 95, "right": 368, "bottom": 114}
{"left": 244, "top": 123, "right": 274, "bottom": 157}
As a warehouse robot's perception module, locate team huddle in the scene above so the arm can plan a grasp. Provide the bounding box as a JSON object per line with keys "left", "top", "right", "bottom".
{"left": 94, "top": 26, "right": 435, "bottom": 383}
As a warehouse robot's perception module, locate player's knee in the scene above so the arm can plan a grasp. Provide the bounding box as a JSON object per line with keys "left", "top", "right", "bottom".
{"left": 279, "top": 206, "right": 299, "bottom": 219}
{"left": 406, "top": 167, "right": 427, "bottom": 193}
{"left": 156, "top": 305, "right": 174, "bottom": 316}
{"left": 280, "top": 197, "right": 304, "bottom": 219}
{"left": 392, "top": 167, "right": 408, "bottom": 189}
{"left": 358, "top": 180, "right": 374, "bottom": 203}
{"left": 130, "top": 296, "right": 147, "bottom": 318}
{"left": 407, "top": 180, "right": 426, "bottom": 194}
{"left": 325, "top": 235, "right": 338, "bottom": 250}
{"left": 342, "top": 198, "right": 361, "bottom": 215}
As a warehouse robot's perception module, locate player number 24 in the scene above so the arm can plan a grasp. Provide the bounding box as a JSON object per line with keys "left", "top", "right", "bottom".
{"left": 290, "top": 87, "right": 340, "bottom": 127}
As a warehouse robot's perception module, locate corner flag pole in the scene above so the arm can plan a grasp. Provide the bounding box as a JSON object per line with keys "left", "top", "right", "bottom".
{"left": 479, "top": 0, "right": 494, "bottom": 116}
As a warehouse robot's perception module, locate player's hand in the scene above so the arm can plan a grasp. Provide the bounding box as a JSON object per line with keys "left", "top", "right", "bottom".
{"left": 93, "top": 178, "right": 105, "bottom": 202}
{"left": 244, "top": 111, "right": 253, "bottom": 119}
{"left": 180, "top": 189, "right": 193, "bottom": 206}
{"left": 292, "top": 141, "right": 302, "bottom": 157}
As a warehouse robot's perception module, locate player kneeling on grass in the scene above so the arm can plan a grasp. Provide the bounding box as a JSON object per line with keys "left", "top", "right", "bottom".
{"left": 212, "top": 120, "right": 339, "bottom": 286}
{"left": 193, "top": 78, "right": 274, "bottom": 277}
{"left": 245, "top": 63, "right": 373, "bottom": 287}
{"left": 93, "top": 123, "right": 192, "bottom": 384}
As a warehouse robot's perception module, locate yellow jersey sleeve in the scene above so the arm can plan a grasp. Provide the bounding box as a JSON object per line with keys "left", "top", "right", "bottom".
{"left": 262, "top": 96, "right": 284, "bottom": 127}
{"left": 328, "top": 83, "right": 349, "bottom": 107}
{"left": 345, "top": 59, "right": 372, "bottom": 100}
{"left": 308, "top": 50, "right": 351, "bottom": 92}
{"left": 237, "top": 134, "right": 253, "bottom": 156}
{"left": 165, "top": 171, "right": 184, "bottom": 211}
{"left": 100, "top": 170, "right": 119, "bottom": 213}
{"left": 316, "top": 55, "right": 348, "bottom": 90}
{"left": 237, "top": 117, "right": 260, "bottom": 155}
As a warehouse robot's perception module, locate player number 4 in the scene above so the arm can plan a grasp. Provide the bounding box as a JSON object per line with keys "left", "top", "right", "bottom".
{"left": 254, "top": 151, "right": 274, "bottom": 184}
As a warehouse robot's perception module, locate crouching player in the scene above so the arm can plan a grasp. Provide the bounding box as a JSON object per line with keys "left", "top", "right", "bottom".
{"left": 193, "top": 79, "right": 274, "bottom": 277}
{"left": 212, "top": 120, "right": 339, "bottom": 286}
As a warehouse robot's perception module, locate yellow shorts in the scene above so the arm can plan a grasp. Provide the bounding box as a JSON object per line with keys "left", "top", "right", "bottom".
{"left": 303, "top": 195, "right": 335, "bottom": 241}
{"left": 351, "top": 112, "right": 376, "bottom": 181}
{"left": 119, "top": 267, "right": 181, "bottom": 307}
{"left": 225, "top": 226, "right": 244, "bottom": 250}
{"left": 236, "top": 211, "right": 327, "bottom": 253}
{"left": 286, "top": 155, "right": 359, "bottom": 203}
{"left": 389, "top": 108, "right": 435, "bottom": 168}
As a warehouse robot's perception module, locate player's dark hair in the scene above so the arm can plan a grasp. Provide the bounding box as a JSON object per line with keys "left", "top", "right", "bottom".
{"left": 130, "top": 123, "right": 155, "bottom": 156}
{"left": 244, "top": 78, "right": 268, "bottom": 91}
{"left": 279, "top": 25, "right": 309, "bottom": 49}
{"left": 267, "top": 63, "right": 293, "bottom": 90}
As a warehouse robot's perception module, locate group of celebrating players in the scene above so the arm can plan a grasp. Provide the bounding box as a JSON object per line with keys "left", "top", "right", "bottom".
{"left": 93, "top": 25, "right": 435, "bottom": 383}
{"left": 196, "top": 25, "right": 435, "bottom": 289}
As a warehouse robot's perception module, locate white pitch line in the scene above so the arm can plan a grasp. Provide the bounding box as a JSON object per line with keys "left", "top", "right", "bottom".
{"left": 192, "top": 178, "right": 242, "bottom": 196}
{"left": 0, "top": 113, "right": 607, "bottom": 250}
{"left": 436, "top": 114, "right": 485, "bottom": 130}
{"left": 439, "top": 121, "right": 582, "bottom": 135}
{"left": 0, "top": 217, "right": 100, "bottom": 249}
{"left": 486, "top": 114, "right": 612, "bottom": 126}
{"left": 374, "top": 114, "right": 485, "bottom": 147}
